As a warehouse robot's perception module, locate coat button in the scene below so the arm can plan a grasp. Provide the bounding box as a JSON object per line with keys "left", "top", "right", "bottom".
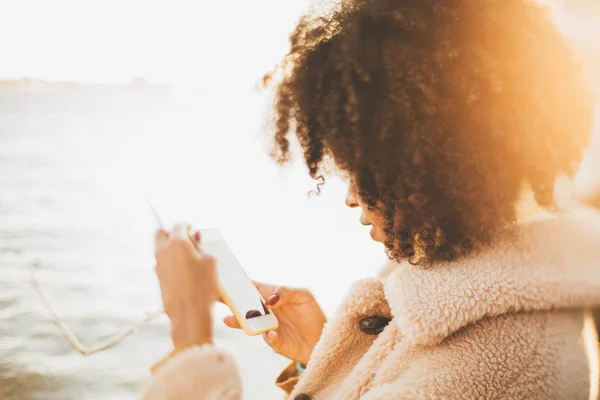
{"left": 359, "top": 316, "right": 391, "bottom": 335}
{"left": 294, "top": 395, "right": 311, "bottom": 400}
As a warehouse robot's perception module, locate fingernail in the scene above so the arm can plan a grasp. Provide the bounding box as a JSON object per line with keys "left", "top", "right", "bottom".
{"left": 172, "top": 224, "right": 189, "bottom": 238}
{"left": 193, "top": 231, "right": 201, "bottom": 242}
{"left": 266, "top": 330, "right": 277, "bottom": 342}
{"left": 265, "top": 294, "right": 280, "bottom": 307}
{"left": 155, "top": 231, "right": 169, "bottom": 250}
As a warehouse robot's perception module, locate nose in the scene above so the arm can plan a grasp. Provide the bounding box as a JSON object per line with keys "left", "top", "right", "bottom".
{"left": 345, "top": 186, "right": 359, "bottom": 208}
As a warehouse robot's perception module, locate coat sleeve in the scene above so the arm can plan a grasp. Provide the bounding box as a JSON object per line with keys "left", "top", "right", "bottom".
{"left": 140, "top": 344, "right": 243, "bottom": 400}
{"left": 274, "top": 362, "right": 302, "bottom": 395}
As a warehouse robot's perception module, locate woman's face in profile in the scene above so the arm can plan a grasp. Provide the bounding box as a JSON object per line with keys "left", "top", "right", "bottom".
{"left": 345, "top": 181, "right": 386, "bottom": 243}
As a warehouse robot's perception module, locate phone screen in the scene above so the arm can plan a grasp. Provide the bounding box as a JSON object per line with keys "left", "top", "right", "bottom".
{"left": 200, "top": 229, "right": 277, "bottom": 334}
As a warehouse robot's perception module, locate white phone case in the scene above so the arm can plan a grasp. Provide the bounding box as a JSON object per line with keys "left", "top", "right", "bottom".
{"left": 200, "top": 229, "right": 279, "bottom": 336}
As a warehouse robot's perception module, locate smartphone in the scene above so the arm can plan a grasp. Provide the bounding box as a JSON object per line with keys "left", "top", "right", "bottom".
{"left": 200, "top": 229, "right": 279, "bottom": 336}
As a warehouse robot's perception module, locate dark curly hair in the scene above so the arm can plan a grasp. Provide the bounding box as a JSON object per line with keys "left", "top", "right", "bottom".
{"left": 263, "top": 0, "right": 593, "bottom": 264}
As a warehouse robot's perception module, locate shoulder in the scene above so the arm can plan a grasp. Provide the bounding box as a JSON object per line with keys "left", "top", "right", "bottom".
{"left": 514, "top": 207, "right": 600, "bottom": 247}
{"left": 366, "top": 310, "right": 592, "bottom": 400}
{"left": 408, "top": 312, "right": 553, "bottom": 399}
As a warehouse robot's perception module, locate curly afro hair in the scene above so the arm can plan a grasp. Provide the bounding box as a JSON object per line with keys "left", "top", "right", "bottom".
{"left": 264, "top": 0, "right": 593, "bottom": 264}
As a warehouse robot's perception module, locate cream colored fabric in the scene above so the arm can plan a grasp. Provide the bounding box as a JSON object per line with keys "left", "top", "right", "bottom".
{"left": 142, "top": 207, "right": 600, "bottom": 399}
{"left": 141, "top": 344, "right": 242, "bottom": 400}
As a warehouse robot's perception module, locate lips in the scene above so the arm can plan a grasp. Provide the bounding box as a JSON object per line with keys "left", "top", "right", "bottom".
{"left": 360, "top": 219, "right": 376, "bottom": 238}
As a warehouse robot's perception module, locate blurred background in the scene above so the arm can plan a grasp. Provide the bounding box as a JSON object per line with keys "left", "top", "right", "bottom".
{"left": 0, "top": 1, "right": 598, "bottom": 399}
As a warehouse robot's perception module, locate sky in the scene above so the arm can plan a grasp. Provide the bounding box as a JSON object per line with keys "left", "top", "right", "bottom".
{"left": 0, "top": 0, "right": 310, "bottom": 85}
{"left": 0, "top": 0, "right": 598, "bottom": 86}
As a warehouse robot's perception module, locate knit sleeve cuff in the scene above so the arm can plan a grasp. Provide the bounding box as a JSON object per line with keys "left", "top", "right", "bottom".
{"left": 275, "top": 361, "right": 302, "bottom": 396}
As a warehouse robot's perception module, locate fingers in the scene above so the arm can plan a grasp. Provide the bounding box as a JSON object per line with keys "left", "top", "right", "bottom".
{"left": 263, "top": 330, "right": 278, "bottom": 347}
{"left": 191, "top": 230, "right": 202, "bottom": 249}
{"left": 253, "top": 283, "right": 314, "bottom": 310}
{"left": 171, "top": 223, "right": 191, "bottom": 241}
{"left": 252, "top": 281, "right": 278, "bottom": 299}
{"left": 223, "top": 315, "right": 241, "bottom": 329}
{"left": 169, "top": 223, "right": 200, "bottom": 255}
{"left": 154, "top": 229, "right": 169, "bottom": 252}
{"left": 264, "top": 286, "right": 291, "bottom": 310}
{"left": 154, "top": 224, "right": 207, "bottom": 277}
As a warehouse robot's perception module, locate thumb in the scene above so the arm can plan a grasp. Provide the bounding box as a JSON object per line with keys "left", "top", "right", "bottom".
{"left": 263, "top": 330, "right": 279, "bottom": 348}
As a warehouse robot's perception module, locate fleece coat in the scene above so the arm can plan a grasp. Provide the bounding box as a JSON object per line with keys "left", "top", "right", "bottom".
{"left": 141, "top": 207, "right": 600, "bottom": 400}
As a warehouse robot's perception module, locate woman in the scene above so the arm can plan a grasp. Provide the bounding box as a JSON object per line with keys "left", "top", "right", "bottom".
{"left": 143, "top": 0, "right": 600, "bottom": 399}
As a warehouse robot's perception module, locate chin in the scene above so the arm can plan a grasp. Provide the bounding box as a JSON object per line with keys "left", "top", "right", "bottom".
{"left": 370, "top": 228, "right": 385, "bottom": 243}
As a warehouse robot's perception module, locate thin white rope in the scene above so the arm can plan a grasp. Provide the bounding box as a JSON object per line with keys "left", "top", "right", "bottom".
{"left": 30, "top": 265, "right": 164, "bottom": 355}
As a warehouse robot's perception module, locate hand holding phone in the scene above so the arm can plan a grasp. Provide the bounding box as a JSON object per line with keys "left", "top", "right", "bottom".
{"left": 154, "top": 225, "right": 218, "bottom": 350}
{"left": 200, "top": 229, "right": 279, "bottom": 336}
{"left": 147, "top": 201, "right": 278, "bottom": 336}
{"left": 223, "top": 282, "right": 327, "bottom": 365}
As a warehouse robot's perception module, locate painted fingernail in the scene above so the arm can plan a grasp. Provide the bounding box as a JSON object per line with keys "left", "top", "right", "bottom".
{"left": 265, "top": 294, "right": 280, "bottom": 307}
{"left": 193, "top": 231, "right": 201, "bottom": 242}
